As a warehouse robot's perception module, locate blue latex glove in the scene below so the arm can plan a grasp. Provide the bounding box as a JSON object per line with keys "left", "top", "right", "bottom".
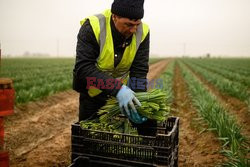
{"left": 129, "top": 110, "right": 147, "bottom": 124}
{"left": 116, "top": 85, "right": 147, "bottom": 124}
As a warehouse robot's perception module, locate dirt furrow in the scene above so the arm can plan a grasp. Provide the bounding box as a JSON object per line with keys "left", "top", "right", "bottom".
{"left": 147, "top": 59, "right": 169, "bottom": 80}
{"left": 5, "top": 90, "right": 78, "bottom": 166}
{"left": 172, "top": 63, "right": 225, "bottom": 166}
{"left": 5, "top": 60, "right": 169, "bottom": 166}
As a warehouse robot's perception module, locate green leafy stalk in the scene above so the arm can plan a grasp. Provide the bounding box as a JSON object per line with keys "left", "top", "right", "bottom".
{"left": 80, "top": 89, "right": 171, "bottom": 134}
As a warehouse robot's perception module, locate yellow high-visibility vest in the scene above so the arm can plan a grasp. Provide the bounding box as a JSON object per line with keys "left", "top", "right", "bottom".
{"left": 80, "top": 9, "right": 149, "bottom": 97}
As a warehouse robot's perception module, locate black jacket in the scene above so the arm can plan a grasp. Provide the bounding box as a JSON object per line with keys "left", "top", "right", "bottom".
{"left": 73, "top": 18, "right": 150, "bottom": 97}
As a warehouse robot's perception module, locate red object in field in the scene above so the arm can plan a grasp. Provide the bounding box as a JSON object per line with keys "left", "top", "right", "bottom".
{"left": 0, "top": 78, "right": 14, "bottom": 167}
{"left": 0, "top": 151, "right": 9, "bottom": 167}
{"left": 0, "top": 78, "right": 14, "bottom": 116}
{"left": 0, "top": 118, "right": 4, "bottom": 146}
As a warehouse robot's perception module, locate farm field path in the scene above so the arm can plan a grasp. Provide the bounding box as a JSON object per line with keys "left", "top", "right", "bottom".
{"left": 172, "top": 63, "right": 225, "bottom": 166}
{"left": 5, "top": 90, "right": 78, "bottom": 166}
{"left": 147, "top": 59, "right": 169, "bottom": 79}
{"left": 5, "top": 60, "right": 169, "bottom": 167}
{"left": 185, "top": 63, "right": 250, "bottom": 140}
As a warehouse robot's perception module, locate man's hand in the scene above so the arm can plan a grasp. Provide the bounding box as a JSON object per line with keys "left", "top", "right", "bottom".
{"left": 116, "top": 85, "right": 147, "bottom": 124}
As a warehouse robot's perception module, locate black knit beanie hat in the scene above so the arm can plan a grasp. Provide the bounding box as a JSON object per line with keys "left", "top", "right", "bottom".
{"left": 111, "top": 0, "right": 144, "bottom": 19}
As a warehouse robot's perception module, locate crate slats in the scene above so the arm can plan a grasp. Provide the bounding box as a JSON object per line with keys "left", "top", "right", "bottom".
{"left": 70, "top": 116, "right": 179, "bottom": 167}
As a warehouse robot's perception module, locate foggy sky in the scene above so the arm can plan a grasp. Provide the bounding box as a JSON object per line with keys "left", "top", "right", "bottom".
{"left": 0, "top": 0, "right": 250, "bottom": 57}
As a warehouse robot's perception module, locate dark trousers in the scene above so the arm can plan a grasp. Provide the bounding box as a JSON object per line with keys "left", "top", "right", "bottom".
{"left": 79, "top": 93, "right": 108, "bottom": 121}
{"left": 79, "top": 93, "right": 157, "bottom": 136}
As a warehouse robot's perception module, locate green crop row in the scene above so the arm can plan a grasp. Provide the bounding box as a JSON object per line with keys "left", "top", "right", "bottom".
{"left": 179, "top": 61, "right": 249, "bottom": 166}
{"left": 0, "top": 58, "right": 75, "bottom": 104}
{"left": 192, "top": 58, "right": 250, "bottom": 76}
{"left": 148, "top": 57, "right": 165, "bottom": 64}
{"left": 193, "top": 58, "right": 250, "bottom": 75}
{"left": 182, "top": 60, "right": 250, "bottom": 104}
{"left": 159, "top": 60, "right": 175, "bottom": 104}
{"left": 186, "top": 59, "right": 250, "bottom": 88}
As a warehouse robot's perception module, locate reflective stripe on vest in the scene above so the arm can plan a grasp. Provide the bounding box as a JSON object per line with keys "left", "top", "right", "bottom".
{"left": 80, "top": 9, "right": 149, "bottom": 97}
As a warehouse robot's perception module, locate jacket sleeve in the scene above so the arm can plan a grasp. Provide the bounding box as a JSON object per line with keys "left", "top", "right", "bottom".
{"left": 128, "top": 32, "right": 150, "bottom": 92}
{"left": 73, "top": 19, "right": 121, "bottom": 96}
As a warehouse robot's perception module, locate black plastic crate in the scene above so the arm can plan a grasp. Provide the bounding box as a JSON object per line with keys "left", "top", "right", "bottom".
{"left": 70, "top": 116, "right": 179, "bottom": 167}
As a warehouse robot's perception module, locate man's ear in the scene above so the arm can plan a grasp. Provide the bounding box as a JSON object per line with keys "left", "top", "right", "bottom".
{"left": 112, "top": 14, "right": 122, "bottom": 21}
{"left": 112, "top": 14, "right": 118, "bottom": 22}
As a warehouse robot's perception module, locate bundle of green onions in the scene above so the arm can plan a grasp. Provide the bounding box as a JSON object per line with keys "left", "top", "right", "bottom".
{"left": 80, "top": 89, "right": 171, "bottom": 134}
{"left": 99, "top": 89, "right": 170, "bottom": 123}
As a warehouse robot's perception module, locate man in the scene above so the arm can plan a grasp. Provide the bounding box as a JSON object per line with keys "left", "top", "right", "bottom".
{"left": 73, "top": 0, "right": 157, "bottom": 136}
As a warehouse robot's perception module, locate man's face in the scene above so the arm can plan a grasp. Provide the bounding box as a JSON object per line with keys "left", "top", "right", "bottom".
{"left": 112, "top": 14, "right": 141, "bottom": 38}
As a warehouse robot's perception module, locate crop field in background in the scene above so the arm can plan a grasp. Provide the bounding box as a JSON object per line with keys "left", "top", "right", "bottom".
{"left": 177, "top": 59, "right": 250, "bottom": 166}
{"left": 0, "top": 58, "right": 75, "bottom": 103}
{"left": 182, "top": 58, "right": 250, "bottom": 103}
{"left": 1, "top": 57, "right": 250, "bottom": 166}
{"left": 148, "top": 57, "right": 165, "bottom": 64}
{"left": 1, "top": 57, "right": 249, "bottom": 105}
{"left": 158, "top": 58, "right": 250, "bottom": 166}
{"left": 0, "top": 58, "right": 163, "bottom": 104}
